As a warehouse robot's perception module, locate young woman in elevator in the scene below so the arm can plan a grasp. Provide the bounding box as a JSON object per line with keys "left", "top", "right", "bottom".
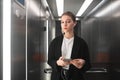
{"left": 48, "top": 11, "right": 91, "bottom": 80}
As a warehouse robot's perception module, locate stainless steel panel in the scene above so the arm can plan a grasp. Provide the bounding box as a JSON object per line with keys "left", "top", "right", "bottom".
{"left": 10, "top": 0, "right": 120, "bottom": 80}
{"left": 82, "top": 6, "right": 120, "bottom": 64}
{"left": 11, "top": 1, "right": 26, "bottom": 80}
{"left": 81, "top": 0, "right": 120, "bottom": 80}
{"left": 11, "top": 0, "right": 51, "bottom": 80}
{"left": 27, "top": 0, "right": 48, "bottom": 80}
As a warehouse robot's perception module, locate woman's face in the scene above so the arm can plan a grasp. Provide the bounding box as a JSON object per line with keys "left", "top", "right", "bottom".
{"left": 61, "top": 15, "right": 76, "bottom": 33}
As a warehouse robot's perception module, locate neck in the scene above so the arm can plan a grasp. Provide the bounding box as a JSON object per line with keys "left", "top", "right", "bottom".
{"left": 64, "top": 31, "right": 74, "bottom": 39}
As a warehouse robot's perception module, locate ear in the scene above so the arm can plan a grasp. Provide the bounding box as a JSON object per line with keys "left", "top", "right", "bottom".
{"left": 73, "top": 21, "right": 77, "bottom": 27}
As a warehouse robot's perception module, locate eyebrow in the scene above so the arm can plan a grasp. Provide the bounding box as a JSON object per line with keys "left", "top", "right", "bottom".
{"left": 61, "top": 19, "right": 72, "bottom": 21}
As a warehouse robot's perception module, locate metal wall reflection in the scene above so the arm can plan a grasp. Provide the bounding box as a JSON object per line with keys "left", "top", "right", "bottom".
{"left": 10, "top": 0, "right": 120, "bottom": 80}
{"left": 81, "top": 0, "right": 120, "bottom": 65}
{"left": 11, "top": 0, "right": 26, "bottom": 80}
{"left": 11, "top": 0, "right": 51, "bottom": 80}
{"left": 27, "top": 0, "right": 48, "bottom": 80}
{"left": 81, "top": 0, "right": 120, "bottom": 80}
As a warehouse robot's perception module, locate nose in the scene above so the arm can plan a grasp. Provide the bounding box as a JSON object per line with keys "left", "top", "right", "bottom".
{"left": 64, "top": 22, "right": 67, "bottom": 26}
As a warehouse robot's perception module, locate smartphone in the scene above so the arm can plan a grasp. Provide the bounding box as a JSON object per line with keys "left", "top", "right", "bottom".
{"left": 63, "top": 59, "right": 71, "bottom": 62}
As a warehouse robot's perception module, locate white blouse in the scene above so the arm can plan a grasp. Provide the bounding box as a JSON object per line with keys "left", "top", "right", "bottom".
{"left": 61, "top": 36, "right": 74, "bottom": 69}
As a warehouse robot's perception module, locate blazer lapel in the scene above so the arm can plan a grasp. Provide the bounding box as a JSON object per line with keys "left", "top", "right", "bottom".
{"left": 71, "top": 35, "right": 79, "bottom": 59}
{"left": 57, "top": 35, "right": 64, "bottom": 57}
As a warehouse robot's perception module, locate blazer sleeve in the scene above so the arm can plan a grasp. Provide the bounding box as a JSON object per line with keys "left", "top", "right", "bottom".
{"left": 80, "top": 39, "right": 91, "bottom": 72}
{"left": 47, "top": 39, "right": 60, "bottom": 71}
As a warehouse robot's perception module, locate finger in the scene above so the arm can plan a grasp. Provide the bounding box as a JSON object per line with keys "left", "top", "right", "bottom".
{"left": 59, "top": 56, "right": 64, "bottom": 60}
{"left": 79, "top": 59, "right": 85, "bottom": 64}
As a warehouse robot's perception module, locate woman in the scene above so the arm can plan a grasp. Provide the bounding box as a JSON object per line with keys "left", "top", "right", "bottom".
{"left": 48, "top": 11, "right": 91, "bottom": 80}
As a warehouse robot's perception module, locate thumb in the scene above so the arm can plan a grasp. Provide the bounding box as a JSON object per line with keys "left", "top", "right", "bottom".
{"left": 59, "top": 56, "right": 64, "bottom": 60}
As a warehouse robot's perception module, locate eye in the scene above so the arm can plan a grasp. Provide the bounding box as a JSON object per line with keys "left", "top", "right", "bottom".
{"left": 61, "top": 21, "right": 64, "bottom": 24}
{"left": 67, "top": 21, "right": 71, "bottom": 23}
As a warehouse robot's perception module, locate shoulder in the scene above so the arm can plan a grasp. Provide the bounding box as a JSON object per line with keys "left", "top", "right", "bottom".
{"left": 52, "top": 35, "right": 63, "bottom": 41}
{"left": 75, "top": 35, "right": 85, "bottom": 42}
{"left": 50, "top": 35, "right": 63, "bottom": 44}
{"left": 54, "top": 35, "right": 63, "bottom": 40}
{"left": 74, "top": 35, "right": 88, "bottom": 45}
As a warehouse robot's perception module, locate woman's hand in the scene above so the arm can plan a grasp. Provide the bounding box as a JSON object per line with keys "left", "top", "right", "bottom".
{"left": 70, "top": 59, "right": 85, "bottom": 69}
{"left": 56, "top": 57, "right": 70, "bottom": 67}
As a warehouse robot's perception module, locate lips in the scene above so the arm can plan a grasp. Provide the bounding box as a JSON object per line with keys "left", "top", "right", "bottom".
{"left": 64, "top": 28, "right": 67, "bottom": 29}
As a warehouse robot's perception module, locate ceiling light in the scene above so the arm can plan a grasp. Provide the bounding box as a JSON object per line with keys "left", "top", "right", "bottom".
{"left": 3, "top": 0, "right": 11, "bottom": 80}
{"left": 76, "top": 0, "right": 93, "bottom": 16}
{"left": 29, "top": 1, "right": 42, "bottom": 16}
{"left": 28, "top": 0, "right": 45, "bottom": 17}
{"left": 56, "top": 0, "right": 64, "bottom": 16}
{"left": 95, "top": 0, "right": 120, "bottom": 17}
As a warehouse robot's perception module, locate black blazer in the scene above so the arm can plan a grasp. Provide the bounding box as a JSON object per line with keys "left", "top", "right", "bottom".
{"left": 48, "top": 35, "right": 91, "bottom": 80}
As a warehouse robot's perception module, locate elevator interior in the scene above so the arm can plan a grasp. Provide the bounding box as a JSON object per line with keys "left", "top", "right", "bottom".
{"left": 0, "top": 0, "right": 120, "bottom": 80}
{"left": 45, "top": 0, "right": 120, "bottom": 80}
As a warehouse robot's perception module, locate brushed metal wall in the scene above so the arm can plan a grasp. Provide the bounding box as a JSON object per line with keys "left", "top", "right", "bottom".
{"left": 27, "top": 0, "right": 48, "bottom": 80}
{"left": 81, "top": 0, "right": 120, "bottom": 80}
{"left": 10, "top": 0, "right": 120, "bottom": 80}
{"left": 11, "top": 0, "right": 50, "bottom": 80}
{"left": 11, "top": 0, "right": 26, "bottom": 80}
{"left": 81, "top": 0, "right": 120, "bottom": 65}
